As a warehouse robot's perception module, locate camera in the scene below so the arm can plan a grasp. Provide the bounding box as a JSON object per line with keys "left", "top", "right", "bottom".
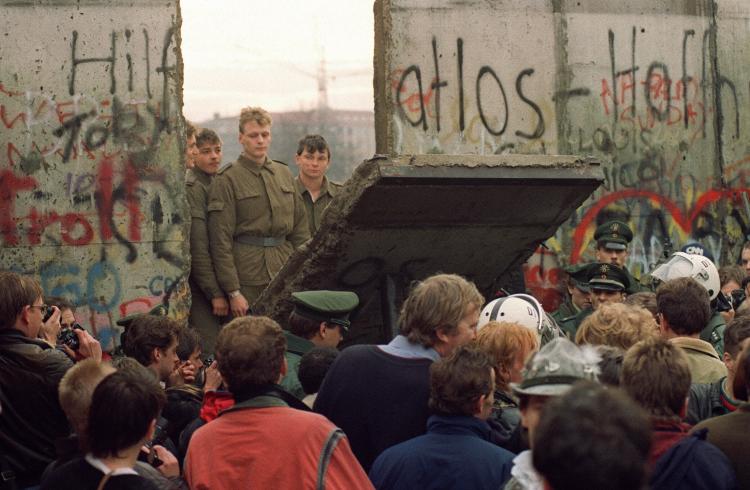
{"left": 57, "top": 324, "right": 85, "bottom": 350}
{"left": 43, "top": 306, "right": 55, "bottom": 323}
{"left": 138, "top": 418, "right": 169, "bottom": 468}
{"left": 730, "top": 289, "right": 746, "bottom": 310}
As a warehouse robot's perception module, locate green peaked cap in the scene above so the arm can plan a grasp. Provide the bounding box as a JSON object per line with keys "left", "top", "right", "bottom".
{"left": 587, "top": 263, "right": 629, "bottom": 292}
{"left": 291, "top": 290, "right": 359, "bottom": 329}
{"left": 594, "top": 220, "right": 633, "bottom": 250}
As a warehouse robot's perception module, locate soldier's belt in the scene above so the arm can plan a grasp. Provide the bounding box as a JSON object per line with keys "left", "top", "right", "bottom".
{"left": 234, "top": 234, "right": 286, "bottom": 247}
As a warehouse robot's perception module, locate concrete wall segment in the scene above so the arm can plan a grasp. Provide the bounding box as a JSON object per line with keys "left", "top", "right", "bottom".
{"left": 256, "top": 154, "right": 602, "bottom": 344}
{"left": 0, "top": 0, "right": 187, "bottom": 349}
{"left": 375, "top": 0, "right": 750, "bottom": 310}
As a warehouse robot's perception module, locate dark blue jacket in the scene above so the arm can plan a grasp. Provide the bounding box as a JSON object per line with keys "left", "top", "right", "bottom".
{"left": 650, "top": 428, "right": 737, "bottom": 490}
{"left": 369, "top": 414, "right": 514, "bottom": 490}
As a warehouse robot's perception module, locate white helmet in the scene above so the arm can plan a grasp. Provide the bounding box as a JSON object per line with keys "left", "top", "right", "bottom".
{"left": 478, "top": 294, "right": 564, "bottom": 344}
{"left": 651, "top": 252, "right": 720, "bottom": 300}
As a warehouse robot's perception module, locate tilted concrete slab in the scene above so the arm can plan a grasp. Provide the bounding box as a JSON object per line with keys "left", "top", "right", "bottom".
{"left": 253, "top": 154, "right": 603, "bottom": 345}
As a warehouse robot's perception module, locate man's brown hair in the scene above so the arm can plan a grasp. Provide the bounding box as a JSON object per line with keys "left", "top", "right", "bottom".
{"left": 719, "top": 265, "right": 745, "bottom": 288}
{"left": 656, "top": 277, "right": 710, "bottom": 335}
{"left": 186, "top": 121, "right": 197, "bottom": 138}
{"left": 0, "top": 271, "right": 44, "bottom": 330}
{"left": 621, "top": 337, "right": 691, "bottom": 418}
{"left": 429, "top": 345, "right": 494, "bottom": 416}
{"left": 724, "top": 315, "right": 750, "bottom": 358}
{"left": 623, "top": 292, "right": 657, "bottom": 318}
{"left": 576, "top": 303, "right": 657, "bottom": 350}
{"left": 58, "top": 360, "right": 116, "bottom": 439}
{"left": 474, "top": 321, "right": 538, "bottom": 392}
{"left": 238, "top": 106, "right": 272, "bottom": 133}
{"left": 215, "top": 316, "right": 286, "bottom": 394}
{"left": 121, "top": 315, "right": 181, "bottom": 367}
{"left": 296, "top": 134, "right": 331, "bottom": 159}
{"left": 87, "top": 369, "right": 166, "bottom": 458}
{"left": 195, "top": 127, "right": 221, "bottom": 147}
{"left": 733, "top": 343, "right": 750, "bottom": 401}
{"left": 399, "top": 274, "right": 484, "bottom": 348}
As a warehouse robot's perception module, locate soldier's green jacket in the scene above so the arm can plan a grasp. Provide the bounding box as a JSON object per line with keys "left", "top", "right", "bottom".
{"left": 186, "top": 167, "right": 222, "bottom": 300}
{"left": 279, "top": 330, "right": 315, "bottom": 400}
{"left": 207, "top": 155, "right": 311, "bottom": 292}
{"left": 702, "top": 311, "right": 726, "bottom": 356}
{"left": 624, "top": 267, "right": 652, "bottom": 294}
{"left": 557, "top": 307, "right": 593, "bottom": 340}
{"left": 550, "top": 298, "right": 579, "bottom": 324}
{"left": 294, "top": 176, "right": 343, "bottom": 236}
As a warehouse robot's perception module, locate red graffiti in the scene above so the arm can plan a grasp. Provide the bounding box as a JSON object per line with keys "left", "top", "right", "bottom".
{"left": 0, "top": 104, "right": 27, "bottom": 129}
{"left": 119, "top": 296, "right": 159, "bottom": 317}
{"left": 0, "top": 170, "right": 37, "bottom": 246}
{"left": 124, "top": 161, "right": 142, "bottom": 241}
{"left": 97, "top": 157, "right": 115, "bottom": 240}
{"left": 1, "top": 159, "right": 152, "bottom": 248}
{"left": 522, "top": 246, "right": 563, "bottom": 312}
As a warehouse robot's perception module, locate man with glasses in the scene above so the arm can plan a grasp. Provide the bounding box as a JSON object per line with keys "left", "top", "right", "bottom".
{"left": 0, "top": 271, "right": 101, "bottom": 488}
{"left": 279, "top": 290, "right": 359, "bottom": 399}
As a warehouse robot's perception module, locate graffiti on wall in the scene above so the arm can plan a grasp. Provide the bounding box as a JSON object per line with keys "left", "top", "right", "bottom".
{"left": 1, "top": 18, "right": 186, "bottom": 349}
{"left": 383, "top": 10, "right": 750, "bottom": 310}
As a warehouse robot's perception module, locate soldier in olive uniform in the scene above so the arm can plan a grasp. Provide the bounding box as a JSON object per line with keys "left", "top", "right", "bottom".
{"left": 294, "top": 134, "right": 343, "bottom": 236}
{"left": 185, "top": 121, "right": 198, "bottom": 169}
{"left": 186, "top": 129, "right": 228, "bottom": 354}
{"left": 557, "top": 263, "right": 629, "bottom": 339}
{"left": 594, "top": 220, "right": 647, "bottom": 294}
{"left": 551, "top": 264, "right": 592, "bottom": 324}
{"left": 279, "top": 290, "right": 359, "bottom": 399}
{"left": 207, "top": 107, "right": 310, "bottom": 317}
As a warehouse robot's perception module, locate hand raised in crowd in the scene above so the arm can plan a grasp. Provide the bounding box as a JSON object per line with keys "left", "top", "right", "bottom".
{"left": 39, "top": 306, "right": 61, "bottom": 346}
{"left": 74, "top": 328, "right": 102, "bottom": 362}
{"left": 178, "top": 360, "right": 198, "bottom": 384}
{"left": 229, "top": 292, "right": 249, "bottom": 317}
{"left": 152, "top": 445, "right": 180, "bottom": 478}
{"left": 211, "top": 296, "right": 229, "bottom": 316}
{"left": 203, "top": 359, "right": 222, "bottom": 392}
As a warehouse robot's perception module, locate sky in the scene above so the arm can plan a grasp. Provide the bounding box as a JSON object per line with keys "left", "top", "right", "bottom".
{"left": 181, "top": 0, "right": 375, "bottom": 123}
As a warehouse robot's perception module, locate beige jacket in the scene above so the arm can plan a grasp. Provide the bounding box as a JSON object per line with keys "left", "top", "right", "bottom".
{"left": 670, "top": 336, "right": 727, "bottom": 384}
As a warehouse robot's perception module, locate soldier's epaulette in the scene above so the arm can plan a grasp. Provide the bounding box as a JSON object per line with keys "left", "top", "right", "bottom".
{"left": 273, "top": 160, "right": 288, "bottom": 166}
{"left": 185, "top": 171, "right": 197, "bottom": 185}
{"left": 217, "top": 162, "right": 234, "bottom": 174}
{"left": 330, "top": 180, "right": 344, "bottom": 187}
{"left": 560, "top": 314, "right": 578, "bottom": 323}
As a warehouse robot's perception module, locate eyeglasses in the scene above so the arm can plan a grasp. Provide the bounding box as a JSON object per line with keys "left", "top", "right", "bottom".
{"left": 29, "top": 304, "right": 50, "bottom": 316}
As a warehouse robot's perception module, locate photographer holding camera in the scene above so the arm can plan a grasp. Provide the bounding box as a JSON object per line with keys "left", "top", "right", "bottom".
{"left": 0, "top": 271, "right": 101, "bottom": 489}
{"left": 45, "top": 296, "right": 87, "bottom": 358}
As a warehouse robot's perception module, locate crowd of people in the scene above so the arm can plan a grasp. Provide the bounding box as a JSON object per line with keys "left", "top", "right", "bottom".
{"left": 1, "top": 105, "right": 749, "bottom": 489}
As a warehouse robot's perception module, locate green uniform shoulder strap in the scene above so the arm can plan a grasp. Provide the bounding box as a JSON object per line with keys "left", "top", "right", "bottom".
{"left": 217, "top": 161, "right": 234, "bottom": 174}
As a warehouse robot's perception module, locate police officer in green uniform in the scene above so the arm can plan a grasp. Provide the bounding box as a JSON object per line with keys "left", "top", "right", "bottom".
{"left": 207, "top": 107, "right": 310, "bottom": 318}
{"left": 594, "top": 220, "right": 647, "bottom": 294}
{"left": 186, "top": 129, "right": 228, "bottom": 354}
{"left": 279, "top": 290, "right": 359, "bottom": 399}
{"left": 551, "top": 264, "right": 593, "bottom": 324}
{"left": 557, "top": 263, "right": 629, "bottom": 339}
{"left": 293, "top": 135, "right": 343, "bottom": 236}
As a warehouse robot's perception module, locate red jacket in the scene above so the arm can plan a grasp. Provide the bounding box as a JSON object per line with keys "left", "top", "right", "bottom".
{"left": 185, "top": 397, "right": 373, "bottom": 490}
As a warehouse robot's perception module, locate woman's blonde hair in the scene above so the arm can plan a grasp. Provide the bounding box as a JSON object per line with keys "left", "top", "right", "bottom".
{"left": 576, "top": 303, "right": 657, "bottom": 350}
